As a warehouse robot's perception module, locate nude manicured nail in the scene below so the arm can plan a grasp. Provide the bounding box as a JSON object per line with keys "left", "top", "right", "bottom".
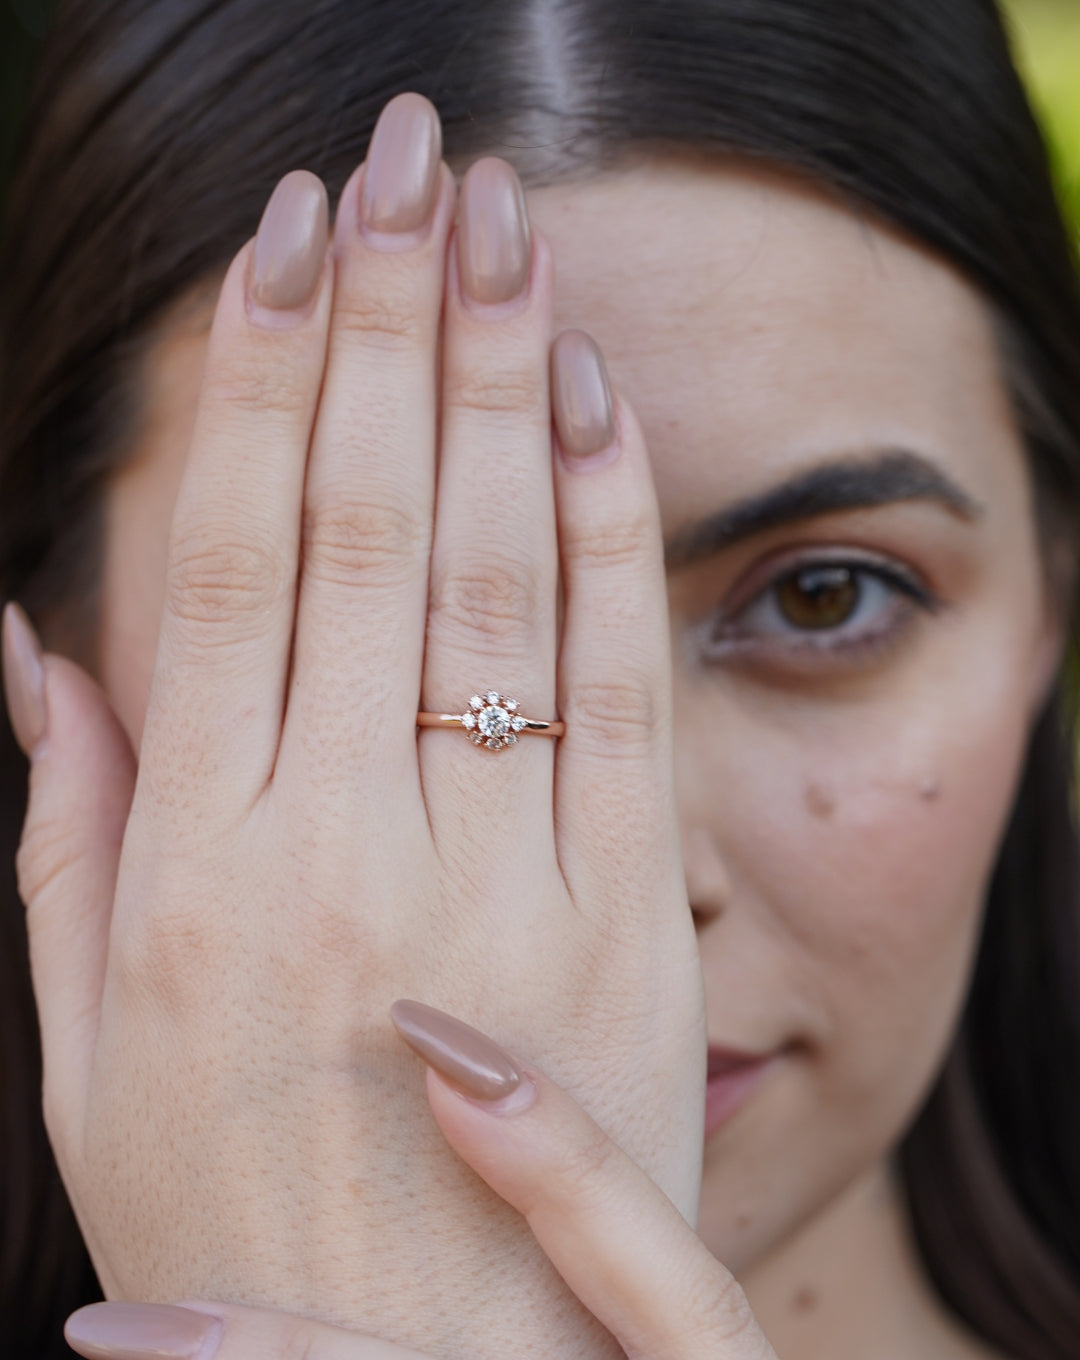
{"left": 551, "top": 329, "right": 617, "bottom": 459}
{"left": 2, "top": 602, "right": 46, "bottom": 757}
{"left": 360, "top": 92, "right": 442, "bottom": 235}
{"left": 250, "top": 169, "right": 328, "bottom": 310}
{"left": 456, "top": 158, "right": 531, "bottom": 305}
{"left": 64, "top": 1303, "right": 222, "bottom": 1359}
{"left": 391, "top": 999, "right": 525, "bottom": 1100}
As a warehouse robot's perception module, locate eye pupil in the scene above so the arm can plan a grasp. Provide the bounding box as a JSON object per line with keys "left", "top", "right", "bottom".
{"left": 777, "top": 566, "right": 860, "bottom": 629}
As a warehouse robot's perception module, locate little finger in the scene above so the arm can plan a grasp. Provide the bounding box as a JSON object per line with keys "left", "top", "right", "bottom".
{"left": 552, "top": 332, "right": 683, "bottom": 926}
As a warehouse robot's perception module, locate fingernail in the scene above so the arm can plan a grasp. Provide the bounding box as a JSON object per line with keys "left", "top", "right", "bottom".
{"left": 360, "top": 92, "right": 442, "bottom": 237}
{"left": 551, "top": 329, "right": 617, "bottom": 460}
{"left": 2, "top": 602, "right": 46, "bottom": 757}
{"left": 250, "top": 169, "right": 329, "bottom": 310}
{"left": 456, "top": 158, "right": 531, "bottom": 305}
{"left": 64, "top": 1303, "right": 222, "bottom": 1359}
{"left": 391, "top": 999, "right": 525, "bottom": 1100}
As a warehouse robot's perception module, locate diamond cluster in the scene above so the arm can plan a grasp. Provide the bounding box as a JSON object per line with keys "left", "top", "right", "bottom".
{"left": 461, "top": 691, "right": 528, "bottom": 751}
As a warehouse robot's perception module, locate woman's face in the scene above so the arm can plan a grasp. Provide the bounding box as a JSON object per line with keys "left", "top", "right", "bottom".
{"left": 100, "top": 160, "right": 1060, "bottom": 1283}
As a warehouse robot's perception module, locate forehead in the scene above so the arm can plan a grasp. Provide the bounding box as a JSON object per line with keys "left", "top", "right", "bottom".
{"left": 526, "top": 159, "right": 1021, "bottom": 525}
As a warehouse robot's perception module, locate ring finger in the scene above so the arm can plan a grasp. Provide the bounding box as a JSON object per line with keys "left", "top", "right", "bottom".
{"left": 422, "top": 160, "right": 558, "bottom": 840}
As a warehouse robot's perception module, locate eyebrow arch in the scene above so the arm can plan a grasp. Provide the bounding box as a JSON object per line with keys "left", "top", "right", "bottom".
{"left": 663, "top": 449, "right": 983, "bottom": 570}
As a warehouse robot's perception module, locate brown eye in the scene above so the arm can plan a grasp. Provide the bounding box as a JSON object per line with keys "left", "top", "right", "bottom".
{"left": 775, "top": 566, "right": 860, "bottom": 630}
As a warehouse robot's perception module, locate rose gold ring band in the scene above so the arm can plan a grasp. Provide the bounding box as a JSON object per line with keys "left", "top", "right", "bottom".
{"left": 416, "top": 691, "right": 565, "bottom": 752}
{"left": 416, "top": 713, "right": 566, "bottom": 735}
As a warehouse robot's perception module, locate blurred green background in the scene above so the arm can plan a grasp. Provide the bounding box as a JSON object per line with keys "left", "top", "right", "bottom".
{"left": 1, "top": 0, "right": 1079, "bottom": 227}
{"left": 1003, "top": 0, "right": 1080, "bottom": 231}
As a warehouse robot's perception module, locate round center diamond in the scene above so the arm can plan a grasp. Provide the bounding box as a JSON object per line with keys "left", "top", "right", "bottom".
{"left": 478, "top": 705, "right": 511, "bottom": 739}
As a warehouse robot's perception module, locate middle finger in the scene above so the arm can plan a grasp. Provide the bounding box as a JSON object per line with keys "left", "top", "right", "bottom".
{"left": 282, "top": 95, "right": 454, "bottom": 788}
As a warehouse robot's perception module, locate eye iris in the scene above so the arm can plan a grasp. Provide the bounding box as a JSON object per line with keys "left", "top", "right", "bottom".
{"left": 776, "top": 566, "right": 860, "bottom": 629}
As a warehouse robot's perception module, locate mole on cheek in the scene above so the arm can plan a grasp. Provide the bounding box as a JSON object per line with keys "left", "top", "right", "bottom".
{"left": 804, "top": 781, "right": 836, "bottom": 820}
{"left": 919, "top": 778, "right": 942, "bottom": 802}
{"left": 791, "top": 1286, "right": 819, "bottom": 1314}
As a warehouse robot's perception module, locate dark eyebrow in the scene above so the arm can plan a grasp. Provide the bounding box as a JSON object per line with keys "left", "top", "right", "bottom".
{"left": 663, "top": 449, "right": 983, "bottom": 570}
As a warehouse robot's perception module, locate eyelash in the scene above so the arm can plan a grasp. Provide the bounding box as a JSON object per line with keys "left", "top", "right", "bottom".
{"left": 698, "top": 553, "right": 941, "bottom": 667}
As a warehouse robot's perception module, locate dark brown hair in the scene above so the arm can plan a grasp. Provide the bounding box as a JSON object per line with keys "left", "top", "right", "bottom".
{"left": 2, "top": 2, "right": 1080, "bottom": 1357}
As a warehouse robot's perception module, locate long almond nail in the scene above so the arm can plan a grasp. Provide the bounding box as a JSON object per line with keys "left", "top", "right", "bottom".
{"left": 2, "top": 602, "right": 46, "bottom": 757}
{"left": 250, "top": 169, "right": 328, "bottom": 310}
{"left": 551, "top": 329, "right": 617, "bottom": 460}
{"left": 391, "top": 999, "right": 525, "bottom": 1100}
{"left": 64, "top": 1303, "right": 222, "bottom": 1360}
{"left": 456, "top": 158, "right": 531, "bottom": 305}
{"left": 360, "top": 92, "right": 442, "bottom": 236}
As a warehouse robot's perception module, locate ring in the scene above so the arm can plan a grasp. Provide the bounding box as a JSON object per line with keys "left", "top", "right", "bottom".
{"left": 416, "top": 690, "right": 565, "bottom": 751}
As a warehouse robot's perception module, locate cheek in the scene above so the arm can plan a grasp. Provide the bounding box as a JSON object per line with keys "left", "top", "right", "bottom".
{"left": 101, "top": 470, "right": 175, "bottom": 750}
{"left": 701, "top": 644, "right": 1032, "bottom": 1108}
{"left": 687, "top": 645, "right": 1035, "bottom": 1267}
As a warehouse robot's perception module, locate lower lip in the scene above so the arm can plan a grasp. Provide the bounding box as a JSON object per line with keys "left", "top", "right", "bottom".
{"left": 705, "top": 1057, "right": 776, "bottom": 1138}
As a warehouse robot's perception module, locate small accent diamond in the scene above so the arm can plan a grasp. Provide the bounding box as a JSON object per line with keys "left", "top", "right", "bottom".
{"left": 469, "top": 731, "right": 484, "bottom": 745}
{"left": 461, "top": 712, "right": 477, "bottom": 730}
{"left": 505, "top": 698, "right": 519, "bottom": 711}
{"left": 511, "top": 716, "right": 526, "bottom": 731}
{"left": 470, "top": 695, "right": 484, "bottom": 711}
{"left": 506, "top": 733, "right": 517, "bottom": 745}
{"left": 486, "top": 737, "right": 503, "bottom": 750}
{"left": 486, "top": 691, "right": 500, "bottom": 705}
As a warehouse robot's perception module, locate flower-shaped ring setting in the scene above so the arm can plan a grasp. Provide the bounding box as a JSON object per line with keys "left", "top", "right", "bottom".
{"left": 416, "top": 691, "right": 566, "bottom": 751}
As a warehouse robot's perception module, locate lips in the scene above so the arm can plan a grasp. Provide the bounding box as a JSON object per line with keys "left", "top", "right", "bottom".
{"left": 705, "top": 1046, "right": 777, "bottom": 1138}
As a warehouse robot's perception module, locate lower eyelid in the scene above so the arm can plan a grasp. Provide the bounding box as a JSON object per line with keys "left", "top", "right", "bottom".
{"left": 698, "top": 576, "right": 922, "bottom": 665}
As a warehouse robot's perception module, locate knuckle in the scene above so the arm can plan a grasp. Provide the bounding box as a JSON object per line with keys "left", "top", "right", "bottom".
{"left": 166, "top": 532, "right": 291, "bottom": 631}
{"left": 117, "top": 908, "right": 223, "bottom": 1017}
{"left": 546, "top": 1121, "right": 622, "bottom": 1205}
{"left": 566, "top": 679, "right": 659, "bottom": 751}
{"left": 333, "top": 282, "right": 423, "bottom": 349}
{"left": 302, "top": 494, "right": 427, "bottom": 588}
{"left": 279, "top": 1320, "right": 326, "bottom": 1360}
{"left": 562, "top": 515, "right": 656, "bottom": 573}
{"left": 445, "top": 361, "right": 544, "bottom": 418}
{"left": 15, "top": 814, "right": 76, "bottom": 907}
{"left": 685, "top": 1270, "right": 761, "bottom": 1348}
{"left": 203, "top": 348, "right": 312, "bottom": 418}
{"left": 429, "top": 556, "right": 540, "bottom": 647}
{"left": 291, "top": 892, "right": 369, "bottom": 977}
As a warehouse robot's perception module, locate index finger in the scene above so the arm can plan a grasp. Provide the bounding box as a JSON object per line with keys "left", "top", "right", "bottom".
{"left": 393, "top": 1000, "right": 779, "bottom": 1360}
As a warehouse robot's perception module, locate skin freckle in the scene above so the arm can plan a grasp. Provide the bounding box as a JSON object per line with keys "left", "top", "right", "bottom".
{"left": 920, "top": 779, "right": 942, "bottom": 802}
{"left": 792, "top": 1286, "right": 820, "bottom": 1314}
{"left": 804, "top": 781, "right": 837, "bottom": 819}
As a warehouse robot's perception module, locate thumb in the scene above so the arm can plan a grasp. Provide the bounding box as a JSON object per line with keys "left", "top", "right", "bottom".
{"left": 65, "top": 1302, "right": 435, "bottom": 1360}
{"left": 2, "top": 602, "right": 137, "bottom": 1143}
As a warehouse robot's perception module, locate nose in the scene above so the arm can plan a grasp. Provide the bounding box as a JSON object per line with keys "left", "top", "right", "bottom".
{"left": 681, "top": 823, "right": 731, "bottom": 929}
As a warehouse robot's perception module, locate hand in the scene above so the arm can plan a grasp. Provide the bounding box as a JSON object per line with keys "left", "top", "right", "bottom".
{"left": 9, "top": 93, "right": 703, "bottom": 1358}
{"left": 63, "top": 1005, "right": 775, "bottom": 1360}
